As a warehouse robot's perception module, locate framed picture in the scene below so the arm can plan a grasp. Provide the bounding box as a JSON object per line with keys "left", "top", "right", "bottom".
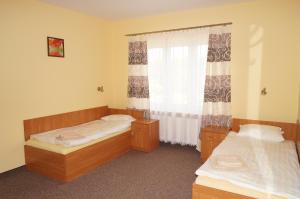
{"left": 47, "top": 37, "right": 64, "bottom": 57}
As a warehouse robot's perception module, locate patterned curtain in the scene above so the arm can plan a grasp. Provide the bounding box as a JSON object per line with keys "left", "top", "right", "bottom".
{"left": 127, "top": 36, "right": 150, "bottom": 111}
{"left": 202, "top": 25, "right": 232, "bottom": 128}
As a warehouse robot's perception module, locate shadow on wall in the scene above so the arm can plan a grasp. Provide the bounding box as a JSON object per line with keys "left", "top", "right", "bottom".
{"left": 246, "top": 24, "right": 264, "bottom": 119}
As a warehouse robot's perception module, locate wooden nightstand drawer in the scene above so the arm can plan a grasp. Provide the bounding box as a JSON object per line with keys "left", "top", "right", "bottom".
{"left": 132, "top": 123, "right": 148, "bottom": 134}
{"left": 200, "top": 127, "right": 230, "bottom": 162}
{"left": 131, "top": 120, "right": 159, "bottom": 152}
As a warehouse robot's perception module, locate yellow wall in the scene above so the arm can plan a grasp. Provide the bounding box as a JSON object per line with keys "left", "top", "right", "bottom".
{"left": 1, "top": 0, "right": 299, "bottom": 173}
{"left": 108, "top": 0, "right": 300, "bottom": 123}
{"left": 0, "top": 0, "right": 112, "bottom": 172}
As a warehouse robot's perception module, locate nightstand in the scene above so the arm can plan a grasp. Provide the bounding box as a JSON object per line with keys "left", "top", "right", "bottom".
{"left": 131, "top": 119, "right": 159, "bottom": 152}
{"left": 200, "top": 126, "right": 230, "bottom": 162}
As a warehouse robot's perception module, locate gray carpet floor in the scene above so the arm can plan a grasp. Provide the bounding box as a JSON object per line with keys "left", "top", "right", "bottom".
{"left": 0, "top": 143, "right": 201, "bottom": 199}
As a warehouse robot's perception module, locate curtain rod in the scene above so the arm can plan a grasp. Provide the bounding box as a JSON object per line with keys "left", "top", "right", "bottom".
{"left": 125, "top": 22, "right": 232, "bottom": 37}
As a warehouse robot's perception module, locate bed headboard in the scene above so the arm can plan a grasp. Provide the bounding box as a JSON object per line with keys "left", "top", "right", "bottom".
{"left": 24, "top": 106, "right": 109, "bottom": 141}
{"left": 23, "top": 106, "right": 145, "bottom": 141}
{"left": 232, "top": 118, "right": 297, "bottom": 141}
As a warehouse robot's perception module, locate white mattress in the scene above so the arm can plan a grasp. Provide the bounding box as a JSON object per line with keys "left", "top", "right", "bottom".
{"left": 30, "top": 120, "right": 131, "bottom": 147}
{"left": 195, "top": 132, "right": 300, "bottom": 199}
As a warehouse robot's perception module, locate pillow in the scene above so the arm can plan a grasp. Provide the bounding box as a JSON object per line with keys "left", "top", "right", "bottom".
{"left": 239, "top": 124, "right": 282, "bottom": 134}
{"left": 238, "top": 124, "right": 284, "bottom": 142}
{"left": 101, "top": 114, "right": 136, "bottom": 122}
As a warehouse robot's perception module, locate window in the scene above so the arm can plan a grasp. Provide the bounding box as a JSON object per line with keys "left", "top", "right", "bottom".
{"left": 146, "top": 29, "right": 209, "bottom": 146}
{"left": 147, "top": 30, "right": 208, "bottom": 115}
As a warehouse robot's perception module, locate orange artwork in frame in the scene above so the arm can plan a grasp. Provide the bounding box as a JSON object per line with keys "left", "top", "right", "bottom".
{"left": 47, "top": 37, "right": 64, "bottom": 57}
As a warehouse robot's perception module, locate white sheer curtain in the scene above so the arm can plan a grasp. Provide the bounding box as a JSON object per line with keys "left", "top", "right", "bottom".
{"left": 146, "top": 28, "right": 209, "bottom": 146}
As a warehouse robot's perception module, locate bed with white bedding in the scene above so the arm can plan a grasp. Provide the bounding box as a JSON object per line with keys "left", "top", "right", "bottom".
{"left": 27, "top": 119, "right": 131, "bottom": 148}
{"left": 194, "top": 131, "right": 300, "bottom": 199}
{"left": 24, "top": 106, "right": 144, "bottom": 182}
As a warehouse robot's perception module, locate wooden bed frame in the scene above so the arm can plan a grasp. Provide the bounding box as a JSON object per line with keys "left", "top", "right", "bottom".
{"left": 192, "top": 118, "right": 299, "bottom": 199}
{"left": 24, "top": 106, "right": 144, "bottom": 182}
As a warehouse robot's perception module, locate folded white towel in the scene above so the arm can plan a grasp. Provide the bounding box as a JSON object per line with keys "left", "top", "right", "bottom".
{"left": 55, "top": 133, "right": 85, "bottom": 141}
{"left": 210, "top": 155, "right": 246, "bottom": 170}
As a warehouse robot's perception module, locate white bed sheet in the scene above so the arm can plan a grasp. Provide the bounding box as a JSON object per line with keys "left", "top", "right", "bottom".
{"left": 30, "top": 120, "right": 131, "bottom": 147}
{"left": 195, "top": 132, "right": 300, "bottom": 199}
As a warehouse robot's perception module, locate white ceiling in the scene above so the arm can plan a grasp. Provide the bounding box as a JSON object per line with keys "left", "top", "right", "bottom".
{"left": 40, "top": 0, "right": 251, "bottom": 20}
